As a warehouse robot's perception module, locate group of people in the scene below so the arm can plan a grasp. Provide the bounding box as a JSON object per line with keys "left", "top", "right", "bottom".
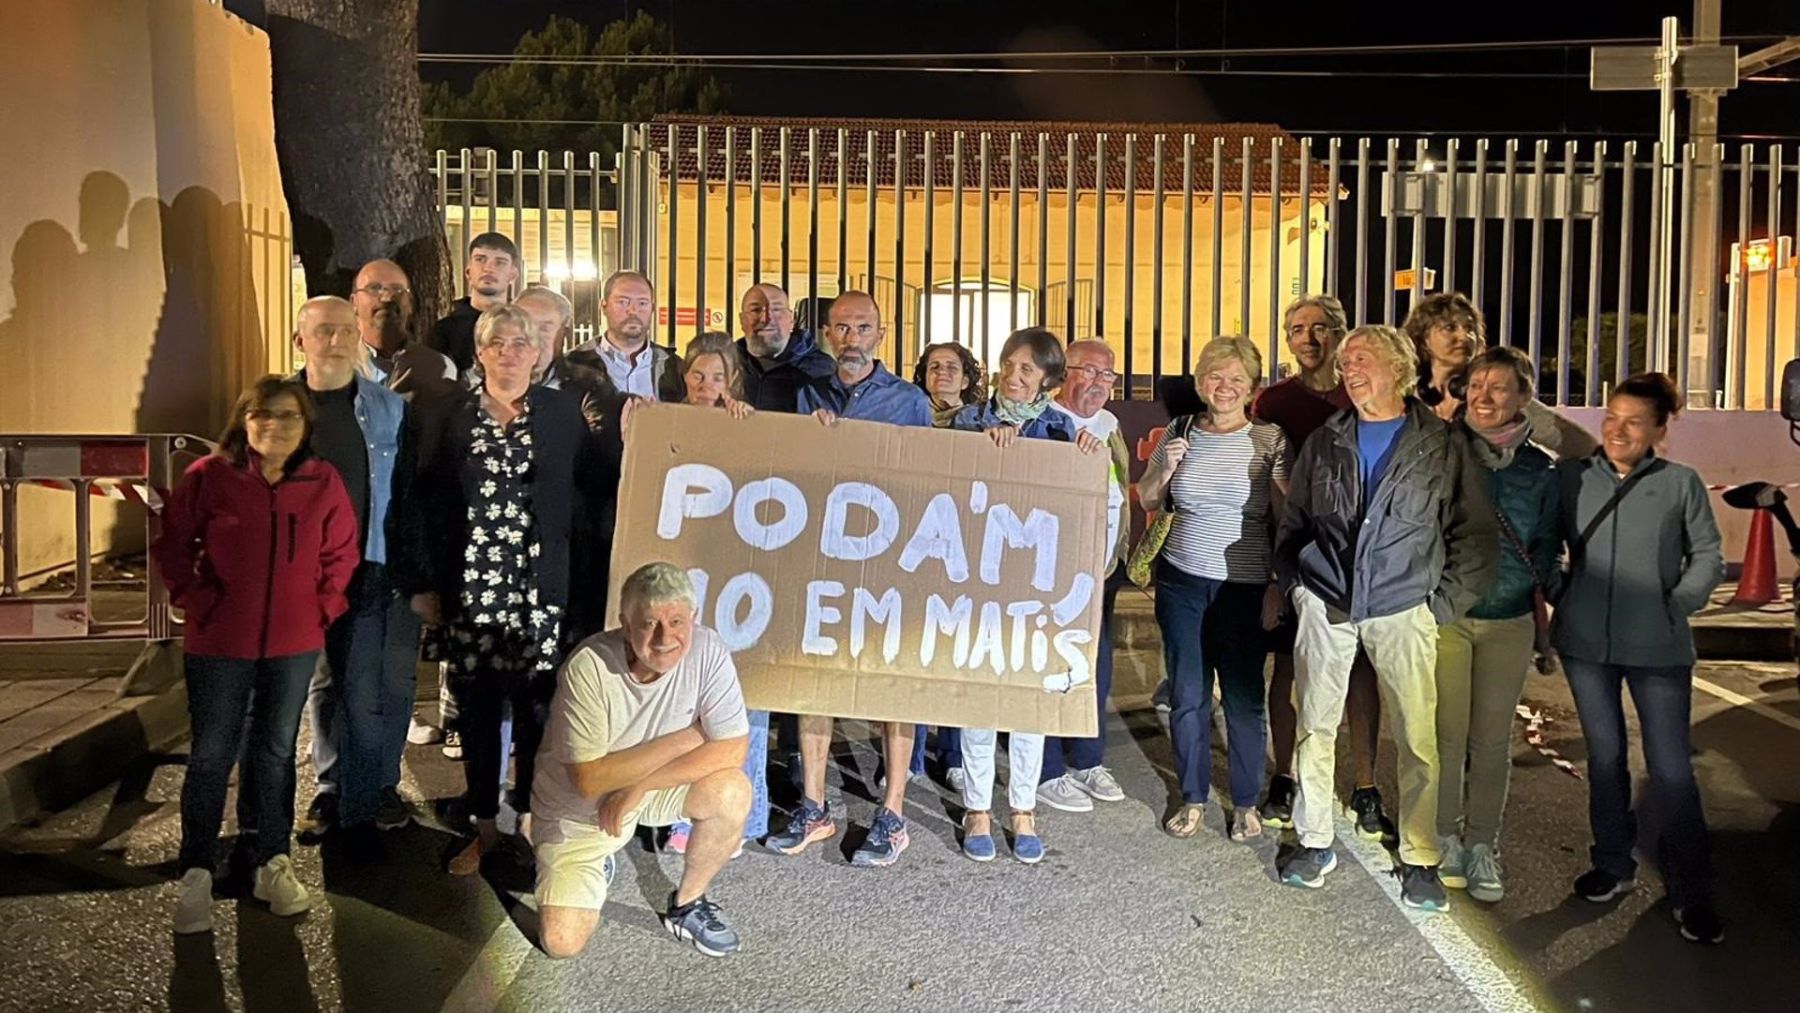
{"left": 151, "top": 226, "right": 1730, "bottom": 959}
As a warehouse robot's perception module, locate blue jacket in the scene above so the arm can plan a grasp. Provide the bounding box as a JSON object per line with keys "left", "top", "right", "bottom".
{"left": 797, "top": 361, "right": 932, "bottom": 426}
{"left": 1465, "top": 431, "right": 1559, "bottom": 621}
{"left": 948, "top": 398, "right": 1078, "bottom": 442}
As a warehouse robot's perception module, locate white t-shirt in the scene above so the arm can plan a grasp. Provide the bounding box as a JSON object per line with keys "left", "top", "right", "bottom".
{"left": 531, "top": 625, "right": 750, "bottom": 827}
{"left": 1147, "top": 419, "right": 1291, "bottom": 583}
{"left": 1048, "top": 401, "right": 1126, "bottom": 556}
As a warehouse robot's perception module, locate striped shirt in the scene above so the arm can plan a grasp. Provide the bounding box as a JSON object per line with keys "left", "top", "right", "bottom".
{"left": 1147, "top": 418, "right": 1292, "bottom": 583}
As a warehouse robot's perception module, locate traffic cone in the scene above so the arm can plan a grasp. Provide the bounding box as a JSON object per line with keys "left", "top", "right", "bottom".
{"left": 1732, "top": 508, "right": 1780, "bottom": 606}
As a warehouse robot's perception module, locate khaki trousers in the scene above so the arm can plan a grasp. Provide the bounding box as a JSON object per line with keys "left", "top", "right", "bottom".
{"left": 1434, "top": 614, "right": 1535, "bottom": 846}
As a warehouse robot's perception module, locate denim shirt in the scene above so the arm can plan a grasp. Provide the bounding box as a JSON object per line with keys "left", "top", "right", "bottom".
{"left": 349, "top": 373, "right": 406, "bottom": 565}
{"left": 948, "top": 398, "right": 1077, "bottom": 442}
{"left": 797, "top": 361, "right": 932, "bottom": 427}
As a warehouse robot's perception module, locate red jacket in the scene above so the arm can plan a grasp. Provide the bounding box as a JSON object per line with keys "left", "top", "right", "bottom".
{"left": 153, "top": 453, "right": 360, "bottom": 660}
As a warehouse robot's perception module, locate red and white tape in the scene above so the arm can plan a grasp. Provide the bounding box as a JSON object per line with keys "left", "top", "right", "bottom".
{"left": 1704, "top": 481, "right": 1800, "bottom": 492}
{"left": 26, "top": 479, "right": 164, "bottom": 513}
{"left": 1516, "top": 703, "right": 1583, "bottom": 780}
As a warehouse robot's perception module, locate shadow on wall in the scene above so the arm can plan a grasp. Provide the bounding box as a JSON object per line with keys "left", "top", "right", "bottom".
{"left": 0, "top": 171, "right": 260, "bottom": 440}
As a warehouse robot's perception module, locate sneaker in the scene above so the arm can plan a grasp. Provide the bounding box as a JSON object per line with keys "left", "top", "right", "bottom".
{"left": 666, "top": 822, "right": 692, "bottom": 855}
{"left": 373, "top": 787, "right": 413, "bottom": 831}
{"left": 1574, "top": 868, "right": 1636, "bottom": 903}
{"left": 603, "top": 854, "right": 616, "bottom": 886}
{"left": 1258, "top": 775, "right": 1297, "bottom": 829}
{"left": 946, "top": 766, "right": 968, "bottom": 792}
{"left": 661, "top": 892, "right": 741, "bottom": 957}
{"left": 1035, "top": 775, "right": 1096, "bottom": 813}
{"left": 441, "top": 729, "right": 464, "bottom": 761}
{"left": 1399, "top": 863, "right": 1450, "bottom": 912}
{"left": 1676, "top": 905, "right": 1726, "bottom": 945}
{"left": 961, "top": 815, "right": 996, "bottom": 862}
{"left": 1349, "top": 786, "right": 1398, "bottom": 844}
{"left": 1069, "top": 765, "right": 1126, "bottom": 803}
{"left": 1279, "top": 845, "right": 1338, "bottom": 888}
{"left": 1230, "top": 807, "right": 1263, "bottom": 842}
{"left": 407, "top": 718, "right": 443, "bottom": 746}
{"left": 850, "top": 807, "right": 909, "bottom": 868}
{"left": 1464, "top": 842, "right": 1504, "bottom": 903}
{"left": 1438, "top": 835, "right": 1468, "bottom": 889}
{"left": 1153, "top": 679, "right": 1172, "bottom": 714}
{"left": 766, "top": 799, "right": 836, "bottom": 856}
{"left": 297, "top": 792, "right": 338, "bottom": 837}
{"left": 252, "top": 855, "right": 315, "bottom": 917}
{"left": 172, "top": 868, "right": 213, "bottom": 935}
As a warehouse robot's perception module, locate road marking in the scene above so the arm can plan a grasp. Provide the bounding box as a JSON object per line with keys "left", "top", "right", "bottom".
{"left": 1693, "top": 675, "right": 1800, "bottom": 734}
{"left": 439, "top": 920, "right": 535, "bottom": 1013}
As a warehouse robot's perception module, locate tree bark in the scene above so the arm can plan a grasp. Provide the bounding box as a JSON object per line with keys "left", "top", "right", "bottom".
{"left": 265, "top": 0, "right": 451, "bottom": 326}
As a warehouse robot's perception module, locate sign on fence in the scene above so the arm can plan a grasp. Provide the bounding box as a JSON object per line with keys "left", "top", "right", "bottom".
{"left": 608, "top": 404, "right": 1109, "bottom": 735}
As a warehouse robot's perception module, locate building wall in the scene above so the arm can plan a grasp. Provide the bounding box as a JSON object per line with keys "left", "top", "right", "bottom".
{"left": 654, "top": 181, "right": 1327, "bottom": 383}
{"left": 0, "top": 0, "right": 292, "bottom": 578}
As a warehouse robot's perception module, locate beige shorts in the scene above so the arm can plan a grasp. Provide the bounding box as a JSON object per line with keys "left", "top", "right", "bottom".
{"left": 533, "top": 785, "right": 691, "bottom": 911}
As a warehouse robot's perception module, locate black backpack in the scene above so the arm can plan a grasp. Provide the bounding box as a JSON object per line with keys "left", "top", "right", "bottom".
{"left": 1783, "top": 359, "right": 1800, "bottom": 445}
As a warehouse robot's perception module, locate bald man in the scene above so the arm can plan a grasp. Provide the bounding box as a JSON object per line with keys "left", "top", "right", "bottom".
{"left": 734, "top": 283, "right": 834, "bottom": 411}
{"left": 351, "top": 259, "right": 457, "bottom": 401}
{"left": 280, "top": 295, "right": 425, "bottom": 840}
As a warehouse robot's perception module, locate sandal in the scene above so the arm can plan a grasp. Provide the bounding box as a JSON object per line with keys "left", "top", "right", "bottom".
{"left": 1163, "top": 803, "right": 1205, "bottom": 838}
{"left": 447, "top": 835, "right": 486, "bottom": 876}
{"left": 1231, "top": 807, "right": 1263, "bottom": 842}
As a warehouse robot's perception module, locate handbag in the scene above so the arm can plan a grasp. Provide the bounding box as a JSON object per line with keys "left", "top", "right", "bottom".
{"left": 1493, "top": 509, "right": 1557, "bottom": 674}
{"left": 1126, "top": 414, "right": 1197, "bottom": 589}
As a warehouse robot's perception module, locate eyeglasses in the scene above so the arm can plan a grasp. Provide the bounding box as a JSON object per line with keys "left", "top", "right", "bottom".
{"left": 480, "top": 336, "right": 535, "bottom": 356}
{"left": 1068, "top": 364, "right": 1120, "bottom": 385}
{"left": 356, "top": 283, "right": 410, "bottom": 298}
{"left": 1287, "top": 323, "right": 1339, "bottom": 339}
{"left": 246, "top": 409, "right": 306, "bottom": 424}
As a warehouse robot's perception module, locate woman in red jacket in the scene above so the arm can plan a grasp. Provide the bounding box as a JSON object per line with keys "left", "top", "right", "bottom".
{"left": 154, "top": 375, "right": 360, "bottom": 935}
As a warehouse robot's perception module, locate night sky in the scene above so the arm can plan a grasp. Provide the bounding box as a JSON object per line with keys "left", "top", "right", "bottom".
{"left": 415, "top": 0, "right": 1799, "bottom": 139}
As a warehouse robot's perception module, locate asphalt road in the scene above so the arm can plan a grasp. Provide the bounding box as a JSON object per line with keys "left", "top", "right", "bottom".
{"left": 1, "top": 658, "right": 1796, "bottom": 1013}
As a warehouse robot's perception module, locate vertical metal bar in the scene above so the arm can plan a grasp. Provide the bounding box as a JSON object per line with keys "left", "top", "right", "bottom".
{"left": 1616, "top": 143, "right": 1636, "bottom": 380}
{"left": 588, "top": 151, "right": 601, "bottom": 316}
{"left": 1708, "top": 145, "right": 1726, "bottom": 402}
{"left": 1585, "top": 142, "right": 1607, "bottom": 407}
{"left": 1009, "top": 132, "right": 1021, "bottom": 336}
{"left": 924, "top": 131, "right": 936, "bottom": 340}
{"left": 1066, "top": 134, "right": 1077, "bottom": 334}
{"left": 1297, "top": 138, "right": 1311, "bottom": 311}
{"left": 1326, "top": 138, "right": 1342, "bottom": 297}
{"left": 980, "top": 131, "right": 992, "bottom": 364}
{"left": 1123, "top": 132, "right": 1137, "bottom": 397}
{"left": 515, "top": 150, "right": 528, "bottom": 261}
{"left": 1555, "top": 141, "right": 1577, "bottom": 406}
{"left": 807, "top": 128, "right": 819, "bottom": 325}
{"left": 73, "top": 481, "right": 91, "bottom": 602}
{"left": 1471, "top": 140, "right": 1488, "bottom": 310}
{"left": 0, "top": 478, "right": 17, "bottom": 595}
{"left": 664, "top": 131, "right": 678, "bottom": 348}
{"left": 1095, "top": 133, "right": 1109, "bottom": 339}
{"left": 694, "top": 129, "right": 708, "bottom": 338}
{"left": 1527, "top": 140, "right": 1548, "bottom": 364}
{"left": 1269, "top": 136, "right": 1285, "bottom": 384}
{"left": 1765, "top": 145, "right": 1783, "bottom": 409}
{"left": 458, "top": 147, "right": 472, "bottom": 296}
{"left": 1036, "top": 133, "right": 1049, "bottom": 327}
{"left": 434, "top": 147, "right": 449, "bottom": 257}
{"left": 1677, "top": 143, "right": 1696, "bottom": 399}
{"left": 1410, "top": 138, "right": 1427, "bottom": 313}
{"left": 618, "top": 131, "right": 633, "bottom": 270}
{"left": 538, "top": 150, "right": 551, "bottom": 289}
{"left": 1500, "top": 141, "right": 1518, "bottom": 345}
{"left": 562, "top": 150, "right": 575, "bottom": 295}
{"left": 1647, "top": 142, "right": 1668, "bottom": 373}
{"left": 750, "top": 128, "right": 762, "bottom": 286}
{"left": 1793, "top": 151, "right": 1800, "bottom": 398}
{"left": 724, "top": 128, "right": 736, "bottom": 315}
{"left": 1212, "top": 137, "right": 1225, "bottom": 337}
{"left": 486, "top": 148, "right": 498, "bottom": 234}
{"left": 1354, "top": 139, "right": 1370, "bottom": 324}
{"left": 952, "top": 132, "right": 965, "bottom": 348}
{"left": 837, "top": 128, "right": 848, "bottom": 296}
{"left": 1383, "top": 139, "right": 1399, "bottom": 325}
{"left": 779, "top": 127, "right": 791, "bottom": 296}
{"left": 1152, "top": 133, "right": 1165, "bottom": 386}
{"left": 1181, "top": 133, "right": 1195, "bottom": 367}
{"left": 893, "top": 129, "right": 907, "bottom": 360}
{"left": 865, "top": 130, "right": 878, "bottom": 294}
{"left": 1441, "top": 139, "right": 1458, "bottom": 295}
{"left": 1240, "top": 136, "right": 1254, "bottom": 331}
{"left": 1732, "top": 143, "right": 1753, "bottom": 408}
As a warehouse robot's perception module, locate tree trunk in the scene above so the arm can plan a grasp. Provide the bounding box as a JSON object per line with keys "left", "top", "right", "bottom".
{"left": 265, "top": 0, "right": 451, "bottom": 326}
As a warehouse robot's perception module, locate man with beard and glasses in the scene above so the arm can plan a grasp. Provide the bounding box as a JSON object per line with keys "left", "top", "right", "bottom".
{"left": 429, "top": 232, "right": 520, "bottom": 374}
{"left": 352, "top": 259, "right": 457, "bottom": 402}
{"left": 564, "top": 270, "right": 686, "bottom": 403}
{"left": 769, "top": 291, "right": 931, "bottom": 869}
{"left": 734, "top": 283, "right": 834, "bottom": 412}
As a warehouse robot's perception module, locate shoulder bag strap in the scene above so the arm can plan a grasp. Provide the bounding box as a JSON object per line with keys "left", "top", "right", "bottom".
{"left": 1161, "top": 414, "right": 1197, "bottom": 512}
{"left": 1568, "top": 460, "right": 1660, "bottom": 562}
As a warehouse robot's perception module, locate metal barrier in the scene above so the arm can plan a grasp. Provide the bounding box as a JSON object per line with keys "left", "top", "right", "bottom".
{"left": 430, "top": 122, "right": 1800, "bottom": 409}
{"left": 0, "top": 434, "right": 211, "bottom": 646}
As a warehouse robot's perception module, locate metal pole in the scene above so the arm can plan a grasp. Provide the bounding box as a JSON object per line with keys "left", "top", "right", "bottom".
{"left": 1527, "top": 140, "right": 1548, "bottom": 363}
{"left": 665, "top": 131, "right": 678, "bottom": 348}
{"left": 1354, "top": 139, "right": 1370, "bottom": 325}
{"left": 1240, "top": 136, "right": 1254, "bottom": 331}
{"left": 1326, "top": 138, "right": 1342, "bottom": 297}
{"left": 893, "top": 130, "right": 907, "bottom": 360}
{"left": 1765, "top": 145, "right": 1783, "bottom": 409}
{"left": 1647, "top": 141, "right": 1667, "bottom": 370}
{"left": 751, "top": 128, "right": 762, "bottom": 286}
{"left": 1732, "top": 143, "right": 1752, "bottom": 407}
{"left": 1152, "top": 133, "right": 1165, "bottom": 386}
{"left": 1586, "top": 142, "right": 1608, "bottom": 407}
{"left": 1410, "top": 139, "right": 1427, "bottom": 314}
{"left": 1654, "top": 15, "right": 1681, "bottom": 372}
{"left": 1123, "top": 132, "right": 1137, "bottom": 396}
{"left": 1066, "top": 134, "right": 1077, "bottom": 334}
{"left": 1096, "top": 133, "right": 1109, "bottom": 339}
{"left": 1270, "top": 136, "right": 1285, "bottom": 384}
{"left": 694, "top": 129, "right": 708, "bottom": 338}
{"left": 952, "top": 131, "right": 965, "bottom": 348}
{"left": 1677, "top": 142, "right": 1697, "bottom": 400}
{"left": 1618, "top": 142, "right": 1637, "bottom": 381}
{"left": 980, "top": 131, "right": 993, "bottom": 364}
{"left": 1442, "top": 139, "right": 1458, "bottom": 296}
{"left": 924, "top": 132, "right": 936, "bottom": 340}
{"left": 807, "top": 128, "right": 820, "bottom": 327}
{"left": 725, "top": 128, "right": 736, "bottom": 315}
{"left": 866, "top": 130, "right": 878, "bottom": 293}
{"left": 1181, "top": 133, "right": 1195, "bottom": 370}
{"left": 1499, "top": 140, "right": 1518, "bottom": 344}
{"left": 1556, "top": 141, "right": 1578, "bottom": 406}
{"left": 1383, "top": 139, "right": 1399, "bottom": 325}
{"left": 837, "top": 128, "right": 849, "bottom": 296}
{"left": 1212, "top": 137, "right": 1226, "bottom": 336}
{"left": 617, "top": 132, "right": 631, "bottom": 270}
{"left": 1471, "top": 139, "right": 1488, "bottom": 309}
{"left": 1687, "top": 0, "right": 1724, "bottom": 403}
{"left": 1009, "top": 132, "right": 1021, "bottom": 335}
{"left": 779, "top": 127, "right": 791, "bottom": 296}
{"left": 1297, "top": 138, "right": 1312, "bottom": 312}
{"left": 1037, "top": 133, "right": 1050, "bottom": 327}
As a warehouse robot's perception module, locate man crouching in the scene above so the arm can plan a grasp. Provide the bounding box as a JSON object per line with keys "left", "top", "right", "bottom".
{"left": 531, "top": 562, "right": 751, "bottom": 958}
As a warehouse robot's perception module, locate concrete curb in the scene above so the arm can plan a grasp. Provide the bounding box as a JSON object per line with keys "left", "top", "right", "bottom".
{"left": 0, "top": 681, "right": 189, "bottom": 831}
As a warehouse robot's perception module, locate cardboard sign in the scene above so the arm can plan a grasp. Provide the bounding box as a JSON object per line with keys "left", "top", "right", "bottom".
{"left": 608, "top": 404, "right": 1109, "bottom": 736}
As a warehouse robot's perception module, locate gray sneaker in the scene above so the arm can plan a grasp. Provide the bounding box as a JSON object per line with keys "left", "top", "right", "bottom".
{"left": 1464, "top": 842, "right": 1505, "bottom": 903}
{"left": 1035, "top": 775, "right": 1095, "bottom": 813}
{"left": 1438, "top": 834, "right": 1467, "bottom": 889}
{"left": 662, "top": 892, "right": 740, "bottom": 957}
{"left": 1069, "top": 765, "right": 1126, "bottom": 802}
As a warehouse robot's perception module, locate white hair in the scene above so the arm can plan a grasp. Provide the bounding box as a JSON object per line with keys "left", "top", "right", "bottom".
{"left": 619, "top": 562, "right": 697, "bottom": 617}
{"left": 516, "top": 285, "right": 573, "bottom": 327}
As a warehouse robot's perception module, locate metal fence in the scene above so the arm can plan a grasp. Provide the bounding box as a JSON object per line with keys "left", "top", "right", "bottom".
{"left": 430, "top": 124, "right": 1800, "bottom": 409}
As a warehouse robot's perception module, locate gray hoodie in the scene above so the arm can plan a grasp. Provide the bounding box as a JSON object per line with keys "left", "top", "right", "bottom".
{"left": 1551, "top": 451, "right": 1724, "bottom": 667}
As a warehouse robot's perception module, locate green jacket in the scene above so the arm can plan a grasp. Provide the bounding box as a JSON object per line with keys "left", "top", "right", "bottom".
{"left": 1466, "top": 430, "right": 1560, "bottom": 620}
{"left": 1551, "top": 451, "right": 1724, "bottom": 667}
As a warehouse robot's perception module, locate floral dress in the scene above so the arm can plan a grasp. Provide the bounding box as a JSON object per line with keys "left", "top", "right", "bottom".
{"left": 446, "top": 399, "right": 563, "bottom": 681}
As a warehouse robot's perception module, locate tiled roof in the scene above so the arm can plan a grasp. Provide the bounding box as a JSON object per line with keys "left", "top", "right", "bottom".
{"left": 645, "top": 116, "right": 1335, "bottom": 198}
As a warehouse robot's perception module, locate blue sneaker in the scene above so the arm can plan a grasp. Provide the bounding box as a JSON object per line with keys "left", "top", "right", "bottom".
{"left": 1400, "top": 863, "right": 1450, "bottom": 913}
{"left": 602, "top": 854, "right": 615, "bottom": 886}
{"left": 851, "top": 807, "right": 910, "bottom": 868}
{"left": 661, "top": 892, "right": 741, "bottom": 957}
{"left": 1279, "top": 846, "right": 1338, "bottom": 888}
{"left": 1012, "top": 831, "right": 1044, "bottom": 864}
{"left": 961, "top": 815, "right": 996, "bottom": 862}
{"left": 766, "top": 799, "right": 836, "bottom": 856}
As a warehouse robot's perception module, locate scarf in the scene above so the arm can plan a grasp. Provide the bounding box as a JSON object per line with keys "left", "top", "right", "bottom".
{"left": 1468, "top": 415, "right": 1532, "bottom": 470}
{"left": 931, "top": 398, "right": 964, "bottom": 429}
{"left": 992, "top": 393, "right": 1051, "bottom": 426}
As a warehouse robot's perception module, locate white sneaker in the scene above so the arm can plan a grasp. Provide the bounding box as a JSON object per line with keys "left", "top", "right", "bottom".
{"left": 1070, "top": 765, "right": 1126, "bottom": 802}
{"left": 253, "top": 855, "right": 316, "bottom": 917}
{"left": 173, "top": 868, "right": 213, "bottom": 935}
{"left": 1036, "top": 774, "right": 1095, "bottom": 813}
{"left": 407, "top": 718, "right": 443, "bottom": 746}
{"left": 947, "top": 767, "right": 967, "bottom": 792}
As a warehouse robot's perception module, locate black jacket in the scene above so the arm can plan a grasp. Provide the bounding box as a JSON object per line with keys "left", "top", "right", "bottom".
{"left": 1273, "top": 399, "right": 1498, "bottom": 624}
{"left": 735, "top": 331, "right": 837, "bottom": 412}
{"left": 412, "top": 384, "right": 599, "bottom": 615}
{"left": 564, "top": 337, "right": 687, "bottom": 404}
{"left": 427, "top": 298, "right": 480, "bottom": 375}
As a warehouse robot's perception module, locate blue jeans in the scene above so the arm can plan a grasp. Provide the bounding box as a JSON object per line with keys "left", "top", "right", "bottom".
{"left": 744, "top": 710, "right": 771, "bottom": 838}
{"left": 306, "top": 563, "right": 423, "bottom": 826}
{"left": 180, "top": 652, "right": 318, "bottom": 871}
{"left": 1562, "top": 656, "right": 1713, "bottom": 907}
{"left": 1155, "top": 564, "right": 1268, "bottom": 807}
{"left": 910, "top": 726, "right": 959, "bottom": 774}
{"left": 1043, "top": 565, "right": 1127, "bottom": 781}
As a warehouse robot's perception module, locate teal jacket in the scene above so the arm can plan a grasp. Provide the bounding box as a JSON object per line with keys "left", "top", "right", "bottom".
{"left": 1466, "top": 431, "right": 1560, "bottom": 621}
